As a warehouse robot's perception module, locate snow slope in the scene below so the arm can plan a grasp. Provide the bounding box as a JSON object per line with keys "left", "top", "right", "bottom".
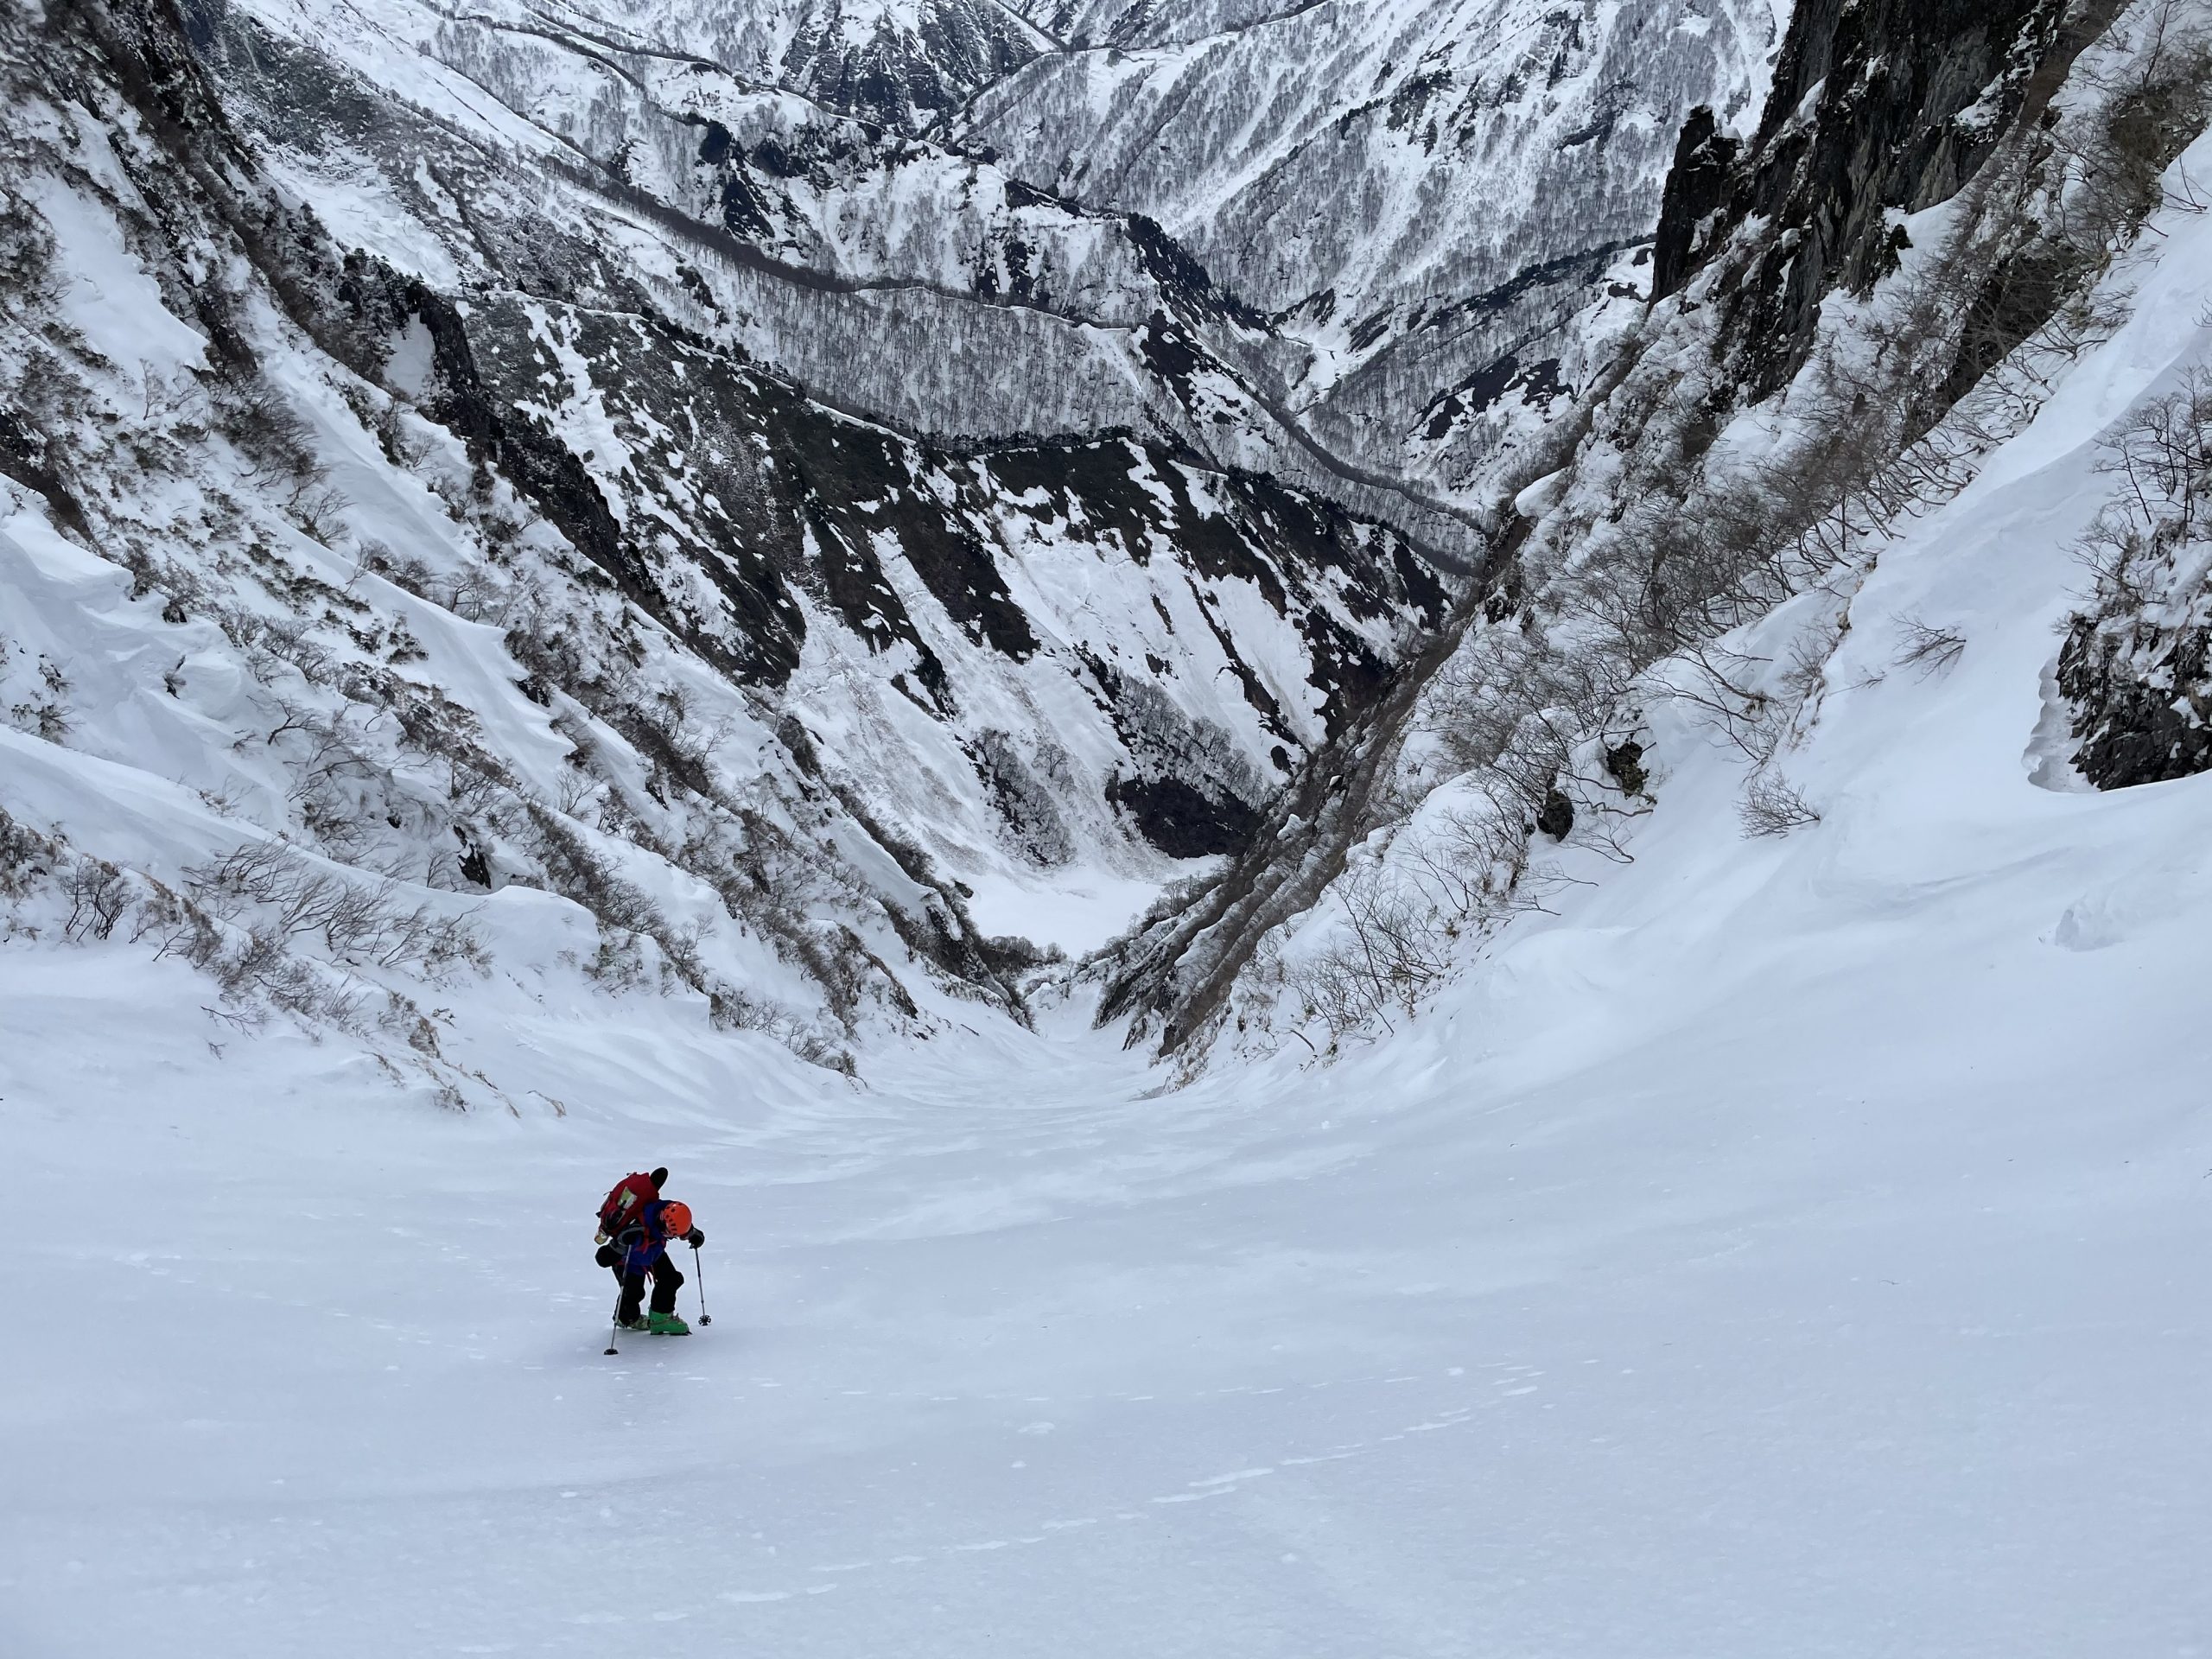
{"left": 5, "top": 118, "right": 2212, "bottom": 1658}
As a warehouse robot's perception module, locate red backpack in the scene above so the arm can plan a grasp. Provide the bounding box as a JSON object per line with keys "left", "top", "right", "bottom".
{"left": 598, "top": 1171, "right": 658, "bottom": 1236}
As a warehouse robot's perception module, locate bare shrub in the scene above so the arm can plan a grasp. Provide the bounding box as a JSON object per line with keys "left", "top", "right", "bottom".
{"left": 378, "top": 989, "right": 445, "bottom": 1058}
{"left": 2075, "top": 501, "right": 2163, "bottom": 612}
{"left": 521, "top": 805, "right": 664, "bottom": 938}
{"left": 222, "top": 935, "right": 364, "bottom": 1027}
{"left": 2098, "top": 366, "right": 2212, "bottom": 532}
{"left": 1287, "top": 865, "right": 1456, "bottom": 1041}
{"left": 149, "top": 890, "right": 225, "bottom": 968}
{"left": 146, "top": 888, "right": 365, "bottom": 1030}
{"left": 8, "top": 655, "right": 71, "bottom": 743}
{"left": 370, "top": 403, "right": 433, "bottom": 469}
{"left": 0, "top": 806, "right": 61, "bottom": 899}
{"left": 286, "top": 482, "right": 351, "bottom": 544}
{"left": 128, "top": 876, "right": 188, "bottom": 944}
{"left": 708, "top": 982, "right": 854, "bottom": 1072}
{"left": 242, "top": 619, "right": 339, "bottom": 689}
{"left": 1895, "top": 614, "right": 1968, "bottom": 677}
{"left": 247, "top": 696, "right": 398, "bottom": 854}
{"left": 2068, "top": 370, "right": 2212, "bottom": 622}
{"left": 1400, "top": 779, "right": 1564, "bottom": 919}
{"left": 213, "top": 378, "right": 323, "bottom": 484}
{"left": 183, "top": 841, "right": 484, "bottom": 976}
{"left": 0, "top": 185, "right": 59, "bottom": 308}
{"left": 361, "top": 541, "right": 511, "bottom": 623}
{"left": 2058, "top": 357, "right": 2212, "bottom": 785}
{"left": 1739, "top": 774, "right": 1823, "bottom": 837}
{"left": 2062, "top": 0, "right": 2212, "bottom": 248}
{"left": 60, "top": 857, "right": 130, "bottom": 941}
{"left": 1662, "top": 641, "right": 1782, "bottom": 761}
{"left": 516, "top": 804, "right": 741, "bottom": 994}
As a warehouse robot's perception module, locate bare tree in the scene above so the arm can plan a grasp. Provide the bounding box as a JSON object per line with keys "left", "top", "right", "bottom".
{"left": 1894, "top": 614, "right": 1967, "bottom": 677}
{"left": 60, "top": 858, "right": 130, "bottom": 941}
{"left": 1739, "top": 774, "right": 1822, "bottom": 838}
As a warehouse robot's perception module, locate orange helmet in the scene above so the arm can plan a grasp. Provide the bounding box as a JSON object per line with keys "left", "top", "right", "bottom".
{"left": 660, "top": 1200, "right": 693, "bottom": 1237}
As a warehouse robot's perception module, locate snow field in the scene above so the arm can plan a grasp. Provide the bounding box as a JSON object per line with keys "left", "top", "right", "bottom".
{"left": 9, "top": 193, "right": 2212, "bottom": 1650}
{"left": 9, "top": 14, "right": 2212, "bottom": 1658}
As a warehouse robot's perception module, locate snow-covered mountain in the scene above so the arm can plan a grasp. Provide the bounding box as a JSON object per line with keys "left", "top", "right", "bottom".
{"left": 4, "top": 0, "right": 2205, "bottom": 1061}
{"left": 518, "top": 0, "right": 1058, "bottom": 133}
{"left": 3, "top": 0, "right": 1515, "bottom": 1079}
{"left": 959, "top": 0, "right": 1788, "bottom": 492}
{"left": 0, "top": 0, "right": 1794, "bottom": 1073}
{"left": 8, "top": 0, "right": 2212, "bottom": 1647}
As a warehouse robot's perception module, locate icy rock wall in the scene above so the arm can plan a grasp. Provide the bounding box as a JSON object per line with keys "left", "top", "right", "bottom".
{"left": 1652, "top": 0, "right": 2126, "bottom": 393}
{"left": 2058, "top": 373, "right": 2212, "bottom": 787}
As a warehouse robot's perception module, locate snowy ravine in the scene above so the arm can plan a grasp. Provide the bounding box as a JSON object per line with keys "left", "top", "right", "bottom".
{"left": 8, "top": 0, "right": 2212, "bottom": 1652}
{"left": 8, "top": 105, "right": 2212, "bottom": 1659}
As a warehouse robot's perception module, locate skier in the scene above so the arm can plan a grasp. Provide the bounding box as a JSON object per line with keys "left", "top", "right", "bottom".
{"left": 594, "top": 1167, "right": 705, "bottom": 1335}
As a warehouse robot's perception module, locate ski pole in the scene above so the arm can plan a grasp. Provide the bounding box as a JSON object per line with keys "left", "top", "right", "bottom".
{"left": 605, "top": 1285, "right": 623, "bottom": 1356}
{"left": 692, "top": 1243, "right": 712, "bottom": 1327}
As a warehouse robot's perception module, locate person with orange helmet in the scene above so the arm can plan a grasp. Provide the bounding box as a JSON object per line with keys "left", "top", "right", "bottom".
{"left": 593, "top": 1166, "right": 704, "bottom": 1336}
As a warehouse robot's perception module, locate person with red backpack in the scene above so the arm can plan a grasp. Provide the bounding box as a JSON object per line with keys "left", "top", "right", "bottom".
{"left": 594, "top": 1167, "right": 705, "bottom": 1336}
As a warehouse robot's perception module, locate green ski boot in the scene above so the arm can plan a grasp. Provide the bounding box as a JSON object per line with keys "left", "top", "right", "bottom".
{"left": 645, "top": 1310, "right": 691, "bottom": 1336}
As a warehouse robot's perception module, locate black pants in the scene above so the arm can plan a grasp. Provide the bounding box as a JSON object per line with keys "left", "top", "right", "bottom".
{"left": 613, "top": 1253, "right": 683, "bottom": 1323}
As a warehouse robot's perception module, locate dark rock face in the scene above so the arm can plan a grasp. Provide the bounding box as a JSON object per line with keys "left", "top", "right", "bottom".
{"left": 1107, "top": 775, "right": 1259, "bottom": 860}
{"left": 2058, "top": 617, "right": 2212, "bottom": 788}
{"left": 1535, "top": 788, "right": 1574, "bottom": 842}
{"left": 0, "top": 408, "right": 92, "bottom": 541}
{"left": 1650, "top": 105, "right": 1739, "bottom": 302}
{"left": 337, "top": 259, "right": 810, "bottom": 689}
{"left": 1604, "top": 741, "right": 1648, "bottom": 797}
{"left": 1123, "top": 214, "right": 1266, "bottom": 331}
{"left": 1656, "top": 0, "right": 2075, "bottom": 393}
{"left": 2057, "top": 365, "right": 2212, "bottom": 794}
{"left": 1096, "top": 533, "right": 1514, "bottom": 1050}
